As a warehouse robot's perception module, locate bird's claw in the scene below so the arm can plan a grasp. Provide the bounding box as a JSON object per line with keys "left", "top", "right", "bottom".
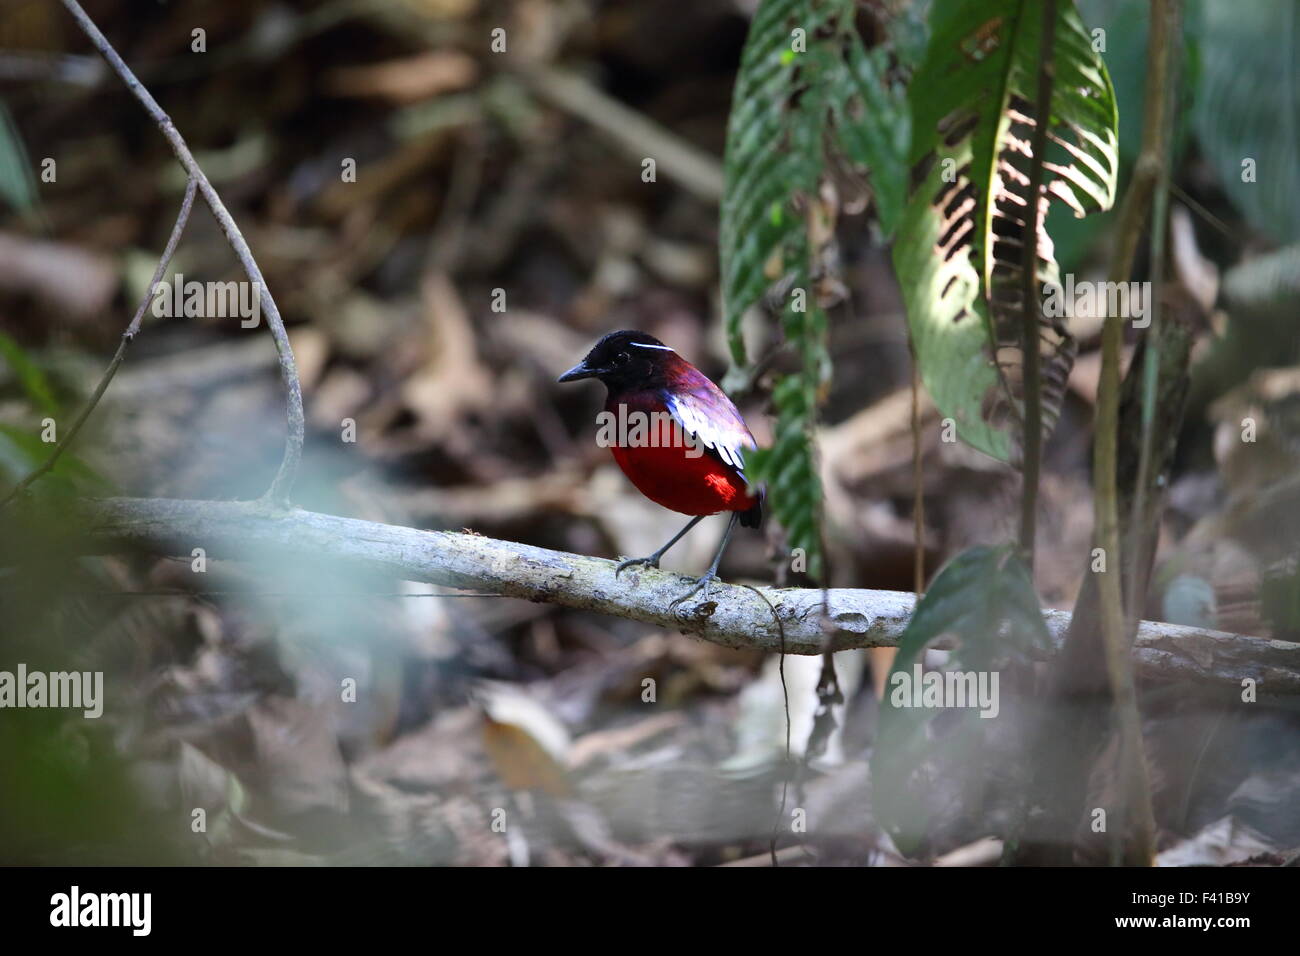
{"left": 669, "top": 572, "right": 717, "bottom": 613}
{"left": 615, "top": 555, "right": 659, "bottom": 578}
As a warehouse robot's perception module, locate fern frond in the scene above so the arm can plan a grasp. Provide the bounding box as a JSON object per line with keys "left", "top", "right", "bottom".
{"left": 892, "top": 0, "right": 1118, "bottom": 463}
{"left": 721, "top": 0, "right": 916, "bottom": 581}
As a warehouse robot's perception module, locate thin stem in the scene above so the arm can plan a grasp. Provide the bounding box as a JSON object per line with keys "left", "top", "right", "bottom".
{"left": 1128, "top": 0, "right": 1183, "bottom": 632}
{"left": 910, "top": 347, "right": 926, "bottom": 596}
{"left": 58, "top": 0, "right": 305, "bottom": 506}
{"left": 1017, "top": 0, "right": 1057, "bottom": 568}
{"left": 1093, "top": 0, "right": 1180, "bottom": 866}
{"left": 0, "top": 176, "right": 197, "bottom": 510}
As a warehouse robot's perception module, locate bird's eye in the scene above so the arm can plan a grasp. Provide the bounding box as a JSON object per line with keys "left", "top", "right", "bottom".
{"left": 614, "top": 351, "right": 631, "bottom": 365}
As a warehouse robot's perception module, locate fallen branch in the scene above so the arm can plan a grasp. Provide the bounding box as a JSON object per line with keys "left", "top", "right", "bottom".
{"left": 73, "top": 496, "right": 1300, "bottom": 694}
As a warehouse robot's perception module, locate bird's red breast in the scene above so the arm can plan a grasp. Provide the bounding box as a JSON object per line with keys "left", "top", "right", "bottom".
{"left": 606, "top": 390, "right": 758, "bottom": 518}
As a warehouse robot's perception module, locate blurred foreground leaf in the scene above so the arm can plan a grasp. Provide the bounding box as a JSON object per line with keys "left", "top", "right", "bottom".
{"left": 871, "top": 545, "right": 1050, "bottom": 857}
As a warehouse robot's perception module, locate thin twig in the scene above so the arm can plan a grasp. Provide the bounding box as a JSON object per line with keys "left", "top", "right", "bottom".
{"left": 0, "top": 176, "right": 198, "bottom": 510}
{"left": 1017, "top": 0, "right": 1057, "bottom": 568}
{"left": 58, "top": 0, "right": 305, "bottom": 506}
{"left": 1169, "top": 182, "right": 1240, "bottom": 247}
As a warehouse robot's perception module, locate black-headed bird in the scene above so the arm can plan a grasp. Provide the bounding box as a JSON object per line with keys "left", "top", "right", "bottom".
{"left": 558, "top": 330, "right": 761, "bottom": 606}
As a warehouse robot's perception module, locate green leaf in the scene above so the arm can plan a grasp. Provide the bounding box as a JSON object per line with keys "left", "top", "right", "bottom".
{"left": 721, "top": 1, "right": 919, "bottom": 581}
{"left": 0, "top": 331, "right": 59, "bottom": 416}
{"left": 871, "top": 544, "right": 1050, "bottom": 856}
{"left": 721, "top": 0, "right": 836, "bottom": 582}
{"left": 754, "top": 340, "right": 825, "bottom": 579}
{"left": 1192, "top": 0, "right": 1300, "bottom": 244}
{"left": 0, "top": 100, "right": 39, "bottom": 215}
{"left": 0, "top": 424, "right": 106, "bottom": 498}
{"left": 722, "top": 0, "right": 916, "bottom": 363}
{"left": 835, "top": 32, "right": 911, "bottom": 236}
{"left": 1262, "top": 561, "right": 1300, "bottom": 637}
{"left": 721, "top": 0, "right": 835, "bottom": 366}
{"left": 891, "top": 0, "right": 1118, "bottom": 463}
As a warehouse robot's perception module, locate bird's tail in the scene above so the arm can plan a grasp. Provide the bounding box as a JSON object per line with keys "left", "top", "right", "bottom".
{"left": 740, "top": 489, "right": 763, "bottom": 529}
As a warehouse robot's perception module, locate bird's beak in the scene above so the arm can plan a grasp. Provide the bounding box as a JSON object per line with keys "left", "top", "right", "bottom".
{"left": 557, "top": 360, "right": 597, "bottom": 383}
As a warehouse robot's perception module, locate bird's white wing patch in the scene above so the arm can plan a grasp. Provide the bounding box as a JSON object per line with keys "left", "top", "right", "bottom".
{"left": 664, "top": 387, "right": 756, "bottom": 477}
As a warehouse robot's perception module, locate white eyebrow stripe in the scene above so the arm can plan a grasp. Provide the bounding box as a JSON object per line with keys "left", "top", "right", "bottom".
{"left": 628, "top": 342, "right": 674, "bottom": 351}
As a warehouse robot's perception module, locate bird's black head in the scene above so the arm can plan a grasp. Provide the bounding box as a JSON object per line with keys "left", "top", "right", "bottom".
{"left": 557, "top": 330, "right": 676, "bottom": 391}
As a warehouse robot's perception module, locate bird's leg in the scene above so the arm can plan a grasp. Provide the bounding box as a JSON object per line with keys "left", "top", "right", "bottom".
{"left": 615, "top": 514, "right": 706, "bottom": 577}
{"left": 670, "top": 511, "right": 739, "bottom": 611}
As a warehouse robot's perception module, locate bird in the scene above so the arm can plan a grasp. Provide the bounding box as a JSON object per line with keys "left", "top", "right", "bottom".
{"left": 558, "top": 329, "right": 761, "bottom": 608}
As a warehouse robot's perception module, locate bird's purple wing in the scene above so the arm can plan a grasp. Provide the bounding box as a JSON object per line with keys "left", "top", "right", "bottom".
{"left": 661, "top": 372, "right": 757, "bottom": 478}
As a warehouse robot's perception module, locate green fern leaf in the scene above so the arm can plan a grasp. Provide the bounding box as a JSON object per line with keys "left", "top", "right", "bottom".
{"left": 721, "top": 0, "right": 915, "bottom": 581}
{"left": 836, "top": 31, "right": 911, "bottom": 236}
{"left": 892, "top": 0, "right": 1119, "bottom": 463}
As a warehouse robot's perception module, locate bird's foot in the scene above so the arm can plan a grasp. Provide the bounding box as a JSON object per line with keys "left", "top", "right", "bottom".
{"left": 669, "top": 571, "right": 718, "bottom": 613}
{"left": 615, "top": 555, "right": 660, "bottom": 578}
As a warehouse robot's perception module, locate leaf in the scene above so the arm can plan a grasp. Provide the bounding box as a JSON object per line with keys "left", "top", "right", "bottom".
{"left": 720, "top": 0, "right": 916, "bottom": 581}
{"left": 178, "top": 742, "right": 246, "bottom": 849}
{"left": 722, "top": 0, "right": 916, "bottom": 362}
{"left": 1262, "top": 561, "right": 1300, "bottom": 638}
{"left": 721, "top": 0, "right": 837, "bottom": 367}
{"left": 892, "top": 0, "right": 1118, "bottom": 463}
{"left": 747, "top": 364, "right": 825, "bottom": 579}
{"left": 0, "top": 424, "right": 106, "bottom": 497}
{"left": 476, "top": 681, "right": 572, "bottom": 797}
{"left": 1192, "top": 0, "right": 1300, "bottom": 244}
{"left": 0, "top": 330, "right": 58, "bottom": 416}
{"left": 0, "top": 100, "right": 39, "bottom": 215}
{"left": 836, "top": 31, "right": 912, "bottom": 237}
{"left": 871, "top": 545, "right": 1050, "bottom": 857}
{"left": 1049, "top": 0, "right": 1156, "bottom": 271}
